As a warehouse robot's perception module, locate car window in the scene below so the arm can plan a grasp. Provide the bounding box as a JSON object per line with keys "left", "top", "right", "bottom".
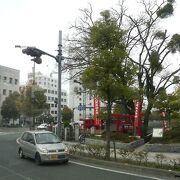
{"left": 21, "top": 132, "right": 29, "bottom": 142}
{"left": 27, "top": 133, "right": 35, "bottom": 144}
{"left": 35, "top": 133, "right": 61, "bottom": 144}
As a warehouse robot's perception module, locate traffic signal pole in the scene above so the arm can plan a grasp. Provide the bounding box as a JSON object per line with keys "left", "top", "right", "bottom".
{"left": 57, "top": 31, "right": 62, "bottom": 139}
{"left": 15, "top": 30, "right": 63, "bottom": 139}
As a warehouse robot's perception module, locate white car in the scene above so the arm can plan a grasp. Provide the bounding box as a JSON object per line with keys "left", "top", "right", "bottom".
{"left": 37, "top": 123, "right": 48, "bottom": 130}
{"left": 16, "top": 131, "right": 69, "bottom": 165}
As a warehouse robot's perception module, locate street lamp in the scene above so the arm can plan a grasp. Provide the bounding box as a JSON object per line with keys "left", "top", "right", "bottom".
{"left": 15, "top": 31, "right": 63, "bottom": 138}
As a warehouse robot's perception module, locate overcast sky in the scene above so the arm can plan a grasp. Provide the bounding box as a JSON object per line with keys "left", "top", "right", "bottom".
{"left": 0, "top": 0, "right": 179, "bottom": 91}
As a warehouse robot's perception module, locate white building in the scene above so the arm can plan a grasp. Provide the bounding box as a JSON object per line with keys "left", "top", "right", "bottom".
{"left": 28, "top": 71, "right": 68, "bottom": 121}
{"left": 0, "top": 65, "right": 20, "bottom": 124}
{"left": 69, "top": 70, "right": 97, "bottom": 122}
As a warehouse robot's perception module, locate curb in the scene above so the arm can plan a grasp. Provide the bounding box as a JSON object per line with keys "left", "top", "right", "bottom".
{"left": 70, "top": 154, "right": 180, "bottom": 179}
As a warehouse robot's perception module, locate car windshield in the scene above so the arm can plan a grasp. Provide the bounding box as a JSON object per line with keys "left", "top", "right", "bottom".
{"left": 35, "top": 133, "right": 61, "bottom": 144}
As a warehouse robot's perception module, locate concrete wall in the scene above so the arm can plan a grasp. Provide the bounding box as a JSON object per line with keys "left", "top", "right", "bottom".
{"left": 144, "top": 143, "right": 180, "bottom": 153}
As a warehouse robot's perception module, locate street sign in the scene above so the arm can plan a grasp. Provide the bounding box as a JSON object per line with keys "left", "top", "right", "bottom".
{"left": 78, "top": 104, "right": 86, "bottom": 111}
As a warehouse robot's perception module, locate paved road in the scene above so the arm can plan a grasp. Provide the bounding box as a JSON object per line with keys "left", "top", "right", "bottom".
{"left": 0, "top": 129, "right": 173, "bottom": 180}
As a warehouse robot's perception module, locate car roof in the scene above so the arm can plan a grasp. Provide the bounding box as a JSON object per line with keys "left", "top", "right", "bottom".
{"left": 23, "top": 130, "right": 53, "bottom": 135}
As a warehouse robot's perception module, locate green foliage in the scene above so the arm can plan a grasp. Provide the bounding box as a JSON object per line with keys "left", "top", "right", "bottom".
{"left": 154, "top": 31, "right": 166, "bottom": 39}
{"left": 167, "top": 0, "right": 175, "bottom": 3}
{"left": 168, "top": 34, "right": 180, "bottom": 53}
{"left": 149, "top": 50, "right": 162, "bottom": 72}
{"left": 157, "top": 3, "right": 174, "bottom": 18}
{"left": 1, "top": 91, "right": 20, "bottom": 121}
{"left": 62, "top": 105, "right": 73, "bottom": 127}
{"left": 17, "top": 82, "right": 49, "bottom": 118}
{"left": 82, "top": 14, "right": 137, "bottom": 100}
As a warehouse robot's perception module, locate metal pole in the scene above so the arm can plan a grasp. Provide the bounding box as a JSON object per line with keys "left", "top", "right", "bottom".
{"left": 57, "top": 30, "right": 62, "bottom": 139}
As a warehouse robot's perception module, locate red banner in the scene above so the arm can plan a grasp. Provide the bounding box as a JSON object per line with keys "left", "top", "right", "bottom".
{"left": 134, "top": 100, "right": 141, "bottom": 128}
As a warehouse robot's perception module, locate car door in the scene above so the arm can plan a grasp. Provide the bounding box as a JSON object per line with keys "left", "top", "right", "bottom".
{"left": 26, "top": 133, "right": 36, "bottom": 159}
{"left": 20, "top": 132, "right": 30, "bottom": 157}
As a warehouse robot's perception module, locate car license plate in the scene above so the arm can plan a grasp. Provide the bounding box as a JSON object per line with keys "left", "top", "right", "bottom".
{"left": 58, "top": 155, "right": 65, "bottom": 159}
{"left": 49, "top": 154, "right": 58, "bottom": 160}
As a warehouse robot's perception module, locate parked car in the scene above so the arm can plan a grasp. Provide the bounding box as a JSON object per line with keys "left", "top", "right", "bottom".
{"left": 16, "top": 130, "right": 69, "bottom": 165}
{"left": 37, "top": 123, "right": 48, "bottom": 130}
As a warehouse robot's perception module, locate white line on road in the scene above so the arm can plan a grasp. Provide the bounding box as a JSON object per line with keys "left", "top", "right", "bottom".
{"left": 70, "top": 160, "right": 164, "bottom": 180}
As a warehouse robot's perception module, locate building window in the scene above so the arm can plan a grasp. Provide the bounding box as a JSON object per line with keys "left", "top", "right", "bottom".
{"left": 55, "top": 91, "right": 57, "bottom": 94}
{"left": 9, "top": 90, "right": 12, "bottom": 95}
{"left": 51, "top": 104, "right": 54, "bottom": 107}
{"left": 79, "top": 113, "right": 82, "bottom": 116}
{"left": 3, "top": 76, "right": 7, "bottom": 82}
{"left": 61, "top": 105, "right": 63, "bottom": 108}
{"left": 9, "top": 78, "right": 13, "bottom": 84}
{"left": 3, "top": 89, "right": 6, "bottom": 95}
{"left": 51, "top": 111, "right": 54, "bottom": 114}
{"left": 48, "top": 90, "right": 51, "bottom": 93}
{"left": 55, "top": 111, "right": 57, "bottom": 114}
{"left": 64, "top": 99, "right": 66, "bottom": 102}
{"left": 15, "top": 79, "right": 18, "bottom": 85}
{"left": 52, "top": 90, "right": 54, "bottom": 94}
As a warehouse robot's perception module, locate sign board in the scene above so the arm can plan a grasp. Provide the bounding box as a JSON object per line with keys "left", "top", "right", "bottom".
{"left": 78, "top": 104, "right": 86, "bottom": 111}
{"left": 152, "top": 128, "right": 163, "bottom": 138}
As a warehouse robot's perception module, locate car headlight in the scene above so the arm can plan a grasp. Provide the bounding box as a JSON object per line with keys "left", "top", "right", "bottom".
{"left": 39, "top": 148, "right": 48, "bottom": 153}
{"left": 64, "top": 146, "right": 69, "bottom": 154}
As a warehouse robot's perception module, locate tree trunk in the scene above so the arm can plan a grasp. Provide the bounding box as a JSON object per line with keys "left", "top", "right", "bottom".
{"left": 105, "top": 100, "right": 111, "bottom": 160}
{"left": 143, "top": 101, "right": 153, "bottom": 139}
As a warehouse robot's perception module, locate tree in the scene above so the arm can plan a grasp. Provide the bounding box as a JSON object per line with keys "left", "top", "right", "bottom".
{"left": 62, "top": 105, "right": 73, "bottom": 127}
{"left": 1, "top": 91, "right": 20, "bottom": 124}
{"left": 17, "top": 82, "right": 49, "bottom": 124}
{"left": 113, "top": 0, "right": 180, "bottom": 137}
{"left": 80, "top": 10, "right": 137, "bottom": 160}
{"left": 65, "top": 0, "right": 180, "bottom": 146}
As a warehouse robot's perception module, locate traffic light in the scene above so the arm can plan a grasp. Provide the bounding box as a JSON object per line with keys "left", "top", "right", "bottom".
{"left": 22, "top": 47, "right": 42, "bottom": 57}
{"left": 22, "top": 47, "right": 42, "bottom": 64}
{"left": 31, "top": 57, "right": 42, "bottom": 64}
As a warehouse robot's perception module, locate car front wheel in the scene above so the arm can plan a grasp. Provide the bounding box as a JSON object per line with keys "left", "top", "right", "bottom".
{"left": 35, "top": 153, "right": 42, "bottom": 165}
{"left": 18, "top": 148, "right": 24, "bottom": 159}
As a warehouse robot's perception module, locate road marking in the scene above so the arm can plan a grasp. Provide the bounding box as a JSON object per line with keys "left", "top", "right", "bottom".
{"left": 70, "top": 160, "right": 164, "bottom": 180}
